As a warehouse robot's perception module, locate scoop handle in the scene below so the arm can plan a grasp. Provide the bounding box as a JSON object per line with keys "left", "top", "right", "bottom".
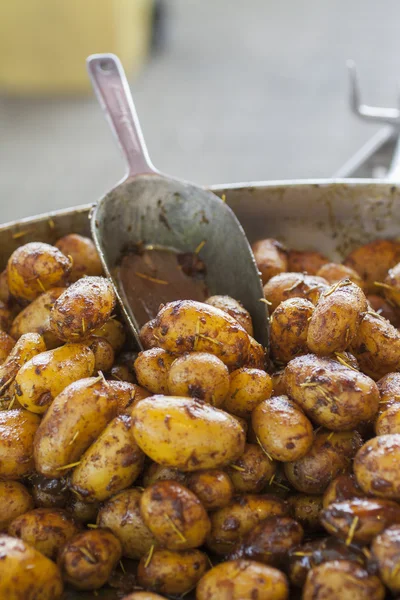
{"left": 87, "top": 53, "right": 156, "bottom": 178}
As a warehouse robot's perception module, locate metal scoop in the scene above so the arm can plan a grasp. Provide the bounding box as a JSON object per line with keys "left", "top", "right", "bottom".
{"left": 87, "top": 53, "right": 268, "bottom": 349}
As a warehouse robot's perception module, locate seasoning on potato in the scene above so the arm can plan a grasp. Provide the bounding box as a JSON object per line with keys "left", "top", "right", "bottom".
{"left": 223, "top": 367, "right": 272, "bottom": 417}
{"left": 205, "top": 295, "right": 254, "bottom": 336}
{"left": 270, "top": 297, "right": 314, "bottom": 364}
{"left": 134, "top": 347, "right": 176, "bottom": 395}
{"left": 354, "top": 433, "right": 400, "bottom": 499}
{"left": 226, "top": 443, "right": 277, "bottom": 493}
{"left": 263, "top": 272, "right": 328, "bottom": 312}
{"left": 186, "top": 469, "right": 234, "bottom": 510}
{"left": 0, "top": 409, "right": 40, "bottom": 479}
{"left": 54, "top": 233, "right": 103, "bottom": 282}
{"left": 371, "top": 524, "right": 400, "bottom": 594}
{"left": 0, "top": 481, "right": 34, "bottom": 531}
{"left": 252, "top": 238, "right": 288, "bottom": 284}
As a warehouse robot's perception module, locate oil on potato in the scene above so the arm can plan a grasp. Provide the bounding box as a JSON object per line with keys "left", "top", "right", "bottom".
{"left": 186, "top": 470, "right": 233, "bottom": 510}
{"left": 263, "top": 272, "right": 328, "bottom": 312}
{"left": 223, "top": 367, "right": 272, "bottom": 417}
{"left": 0, "top": 481, "right": 34, "bottom": 531}
{"left": 134, "top": 348, "right": 176, "bottom": 395}
{"left": 10, "top": 288, "right": 65, "bottom": 348}
{"left": 303, "top": 560, "right": 385, "bottom": 600}
{"left": 354, "top": 433, "right": 400, "bottom": 499}
{"left": 226, "top": 443, "right": 276, "bottom": 493}
{"left": 270, "top": 297, "right": 314, "bottom": 364}
{"left": 0, "top": 409, "right": 40, "bottom": 479}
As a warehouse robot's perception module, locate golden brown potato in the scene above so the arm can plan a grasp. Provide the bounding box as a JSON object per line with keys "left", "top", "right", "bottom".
{"left": 110, "top": 363, "right": 136, "bottom": 383}
{"left": 197, "top": 559, "right": 289, "bottom": 600}
{"left": 252, "top": 238, "right": 288, "bottom": 284}
{"left": 263, "top": 272, "right": 328, "bottom": 312}
{"left": 377, "top": 372, "right": 400, "bottom": 416}
{"left": 367, "top": 293, "right": 400, "bottom": 326}
{"left": 50, "top": 276, "right": 116, "bottom": 342}
{"left": 375, "top": 403, "right": 400, "bottom": 435}
{"left": 8, "top": 508, "right": 80, "bottom": 560}
{"left": 34, "top": 376, "right": 118, "bottom": 478}
{"left": 284, "top": 429, "right": 362, "bottom": 495}
{"left": 87, "top": 336, "right": 114, "bottom": 372}
{"left": 284, "top": 354, "right": 379, "bottom": 430}
{"left": 271, "top": 369, "right": 286, "bottom": 395}
{"left": 270, "top": 298, "right": 314, "bottom": 364}
{"left": 371, "top": 524, "right": 400, "bottom": 593}
{"left": 206, "top": 295, "right": 254, "bottom": 336}
{"left": 71, "top": 414, "right": 144, "bottom": 502}
{"left": 109, "top": 381, "right": 151, "bottom": 415}
{"left": 140, "top": 481, "right": 211, "bottom": 550}
{"left": 0, "top": 409, "right": 40, "bottom": 479}
{"left": 57, "top": 528, "right": 122, "bottom": 590}
{"left": 7, "top": 242, "right": 71, "bottom": 303}
{"left": 10, "top": 288, "right": 65, "bottom": 348}
{"left": 226, "top": 443, "right": 276, "bottom": 493}
{"left": 288, "top": 249, "right": 329, "bottom": 275}
{"left": 354, "top": 433, "right": 400, "bottom": 499}
{"left": 97, "top": 488, "right": 157, "bottom": 559}
{"left": 344, "top": 239, "right": 400, "bottom": 293}
{"left": 316, "top": 262, "right": 364, "bottom": 287}
{"left": 288, "top": 494, "right": 323, "bottom": 532}
{"left": 223, "top": 368, "right": 272, "bottom": 418}
{"left": 132, "top": 395, "right": 245, "bottom": 471}
{"left": 0, "top": 332, "right": 46, "bottom": 398}
{"left": 134, "top": 348, "right": 175, "bottom": 394}
{"left": 206, "top": 494, "right": 289, "bottom": 555}
{"left": 0, "top": 481, "right": 34, "bottom": 531}
{"left": 245, "top": 335, "right": 267, "bottom": 370}
{"left": 55, "top": 233, "right": 103, "bottom": 282}
{"left": 0, "top": 534, "right": 64, "bottom": 599}
{"left": 0, "top": 269, "right": 10, "bottom": 304}
{"left": 31, "top": 475, "right": 69, "bottom": 509}
{"left": 0, "top": 330, "right": 15, "bottom": 364}
{"left": 15, "top": 343, "right": 95, "bottom": 413}
{"left": 142, "top": 300, "right": 251, "bottom": 369}
{"left": 186, "top": 469, "right": 233, "bottom": 510}
{"left": 322, "top": 474, "right": 365, "bottom": 508}
{"left": 252, "top": 395, "right": 313, "bottom": 462}
{"left": 303, "top": 560, "right": 385, "bottom": 600}
{"left": 143, "top": 463, "right": 187, "bottom": 487}
{"left": 167, "top": 352, "right": 229, "bottom": 406}
{"left": 92, "top": 318, "right": 126, "bottom": 352}
{"left": 137, "top": 548, "right": 208, "bottom": 596}
{"left": 67, "top": 498, "right": 99, "bottom": 524}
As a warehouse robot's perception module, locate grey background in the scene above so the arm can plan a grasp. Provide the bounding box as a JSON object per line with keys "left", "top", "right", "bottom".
{"left": 1, "top": 0, "right": 399, "bottom": 223}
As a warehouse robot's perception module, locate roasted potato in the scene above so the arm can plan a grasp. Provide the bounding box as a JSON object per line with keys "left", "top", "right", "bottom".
{"left": 375, "top": 403, "right": 400, "bottom": 435}
{"left": 223, "top": 367, "right": 272, "bottom": 418}
{"left": 263, "top": 272, "right": 328, "bottom": 312}
{"left": 252, "top": 238, "right": 288, "bottom": 284}
{"left": 343, "top": 238, "right": 400, "bottom": 293}
{"left": 140, "top": 480, "right": 211, "bottom": 550}
{"left": 132, "top": 395, "right": 246, "bottom": 471}
{"left": 68, "top": 498, "right": 99, "bottom": 525}
{"left": 287, "top": 249, "right": 329, "bottom": 275}
{"left": 137, "top": 548, "right": 208, "bottom": 596}
{"left": 0, "top": 332, "right": 46, "bottom": 398}
{"left": 107, "top": 380, "right": 151, "bottom": 415}
{"left": 0, "top": 330, "right": 15, "bottom": 364}
{"left": 206, "top": 295, "right": 254, "bottom": 336}
{"left": 55, "top": 233, "right": 103, "bottom": 282}
{"left": 377, "top": 372, "right": 400, "bottom": 416}
{"left": 87, "top": 336, "right": 115, "bottom": 372}
{"left": 246, "top": 335, "right": 267, "bottom": 369}
{"left": 92, "top": 318, "right": 126, "bottom": 352}
{"left": 31, "top": 474, "right": 69, "bottom": 509}
{"left": 322, "top": 474, "right": 365, "bottom": 508}
{"left": 316, "top": 262, "right": 364, "bottom": 287}
{"left": 57, "top": 528, "right": 122, "bottom": 590}
{"left": 270, "top": 298, "right": 314, "bottom": 364}
{"left": 143, "top": 463, "right": 187, "bottom": 487}
{"left": 371, "top": 524, "right": 400, "bottom": 593}
{"left": 288, "top": 494, "right": 323, "bottom": 532}
{"left": 252, "top": 395, "right": 313, "bottom": 462}
{"left": 97, "top": 488, "right": 157, "bottom": 559}
{"left": 0, "top": 534, "right": 64, "bottom": 599}
{"left": 226, "top": 443, "right": 276, "bottom": 493}
{"left": 10, "top": 288, "right": 65, "bottom": 348}
{"left": 134, "top": 348, "right": 175, "bottom": 394}
{"left": 367, "top": 293, "right": 400, "bottom": 326}
{"left": 354, "top": 433, "right": 400, "bottom": 499}
{"left": 187, "top": 469, "right": 233, "bottom": 510}
{"left": 0, "top": 481, "right": 34, "bottom": 531}
{"left": 0, "top": 409, "right": 40, "bottom": 479}
{"left": 110, "top": 363, "right": 136, "bottom": 383}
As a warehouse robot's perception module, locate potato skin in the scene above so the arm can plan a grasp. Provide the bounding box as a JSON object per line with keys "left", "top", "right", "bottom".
{"left": 134, "top": 348, "right": 175, "bottom": 394}
{"left": 132, "top": 395, "right": 245, "bottom": 471}
{"left": 0, "top": 534, "right": 64, "bottom": 599}
{"left": 137, "top": 548, "right": 208, "bottom": 596}
{"left": 187, "top": 470, "right": 234, "bottom": 510}
{"left": 316, "top": 262, "right": 364, "bottom": 287}
{"left": 322, "top": 474, "right": 365, "bottom": 508}
{"left": 354, "top": 434, "right": 400, "bottom": 499}
{"left": 0, "top": 481, "right": 34, "bottom": 531}
{"left": 0, "top": 409, "right": 40, "bottom": 479}
{"left": 288, "top": 249, "right": 329, "bottom": 275}
{"left": 0, "top": 332, "right": 46, "bottom": 397}
{"left": 344, "top": 238, "right": 400, "bottom": 292}
{"left": 55, "top": 233, "right": 103, "bottom": 282}
{"left": 270, "top": 298, "right": 314, "bottom": 364}
{"left": 303, "top": 559, "right": 385, "bottom": 600}
{"left": 377, "top": 372, "right": 400, "bottom": 416}
{"left": 263, "top": 273, "right": 328, "bottom": 312}
{"left": 7, "top": 242, "right": 71, "bottom": 303}
{"left": 87, "top": 336, "right": 114, "bottom": 372}
{"left": 375, "top": 403, "right": 400, "bottom": 435}
{"left": 226, "top": 443, "right": 276, "bottom": 493}
{"left": 8, "top": 508, "right": 80, "bottom": 559}
{"left": 284, "top": 354, "right": 379, "bottom": 430}
{"left": 15, "top": 343, "right": 95, "bottom": 413}
{"left": 252, "top": 238, "right": 288, "bottom": 284}
{"left": 288, "top": 495, "right": 323, "bottom": 532}
{"left": 246, "top": 336, "right": 267, "bottom": 369}
{"left": 143, "top": 463, "right": 187, "bottom": 487}
{"left": 224, "top": 368, "right": 272, "bottom": 418}
{"left": 0, "top": 330, "right": 15, "bottom": 364}
{"left": 50, "top": 276, "right": 116, "bottom": 342}
{"left": 252, "top": 395, "right": 313, "bottom": 462}
{"left": 371, "top": 524, "right": 400, "bottom": 593}
{"left": 107, "top": 381, "right": 151, "bottom": 416}
{"left": 140, "top": 481, "right": 211, "bottom": 550}
{"left": 57, "top": 528, "right": 122, "bottom": 590}
{"left": 196, "top": 559, "right": 289, "bottom": 600}
{"left": 351, "top": 312, "right": 400, "bottom": 379}
{"left": 10, "top": 288, "right": 65, "bottom": 348}
{"left": 34, "top": 377, "right": 118, "bottom": 478}
{"left": 71, "top": 414, "right": 144, "bottom": 502}
{"left": 206, "top": 295, "right": 254, "bottom": 336}
{"left": 92, "top": 318, "right": 126, "bottom": 352}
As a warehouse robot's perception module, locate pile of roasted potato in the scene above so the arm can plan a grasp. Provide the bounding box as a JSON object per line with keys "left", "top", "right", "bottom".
{"left": 2, "top": 233, "right": 400, "bottom": 599}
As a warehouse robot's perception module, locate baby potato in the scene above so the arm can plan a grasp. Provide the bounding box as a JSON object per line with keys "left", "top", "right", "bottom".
{"left": 0, "top": 409, "right": 40, "bottom": 479}
{"left": 68, "top": 498, "right": 99, "bottom": 524}
{"left": 371, "top": 524, "right": 400, "bottom": 594}
{"left": 322, "top": 474, "right": 365, "bottom": 508}
{"left": 367, "top": 293, "right": 400, "bottom": 326}
{"left": 15, "top": 343, "right": 95, "bottom": 413}
{"left": 97, "top": 488, "right": 157, "bottom": 559}
{"left": 288, "top": 494, "right": 323, "bottom": 532}
{"left": 109, "top": 381, "right": 151, "bottom": 415}
{"left": 307, "top": 280, "right": 367, "bottom": 355}
{"left": 143, "top": 463, "right": 187, "bottom": 487}
{"left": 206, "top": 494, "right": 289, "bottom": 555}
{"left": 92, "top": 318, "right": 126, "bottom": 352}
{"left": 245, "top": 335, "right": 266, "bottom": 369}
{"left": 263, "top": 272, "right": 328, "bottom": 312}
{"left": 34, "top": 376, "right": 118, "bottom": 478}
{"left": 0, "top": 481, "right": 33, "bottom": 531}
{"left": 86, "top": 336, "right": 114, "bottom": 372}
{"left": 8, "top": 508, "right": 80, "bottom": 560}
{"left": 10, "top": 288, "right": 65, "bottom": 348}
{"left": 284, "top": 429, "right": 362, "bottom": 495}
{"left": 196, "top": 559, "right": 289, "bottom": 600}
{"left": 321, "top": 498, "right": 400, "bottom": 543}
{"left": 187, "top": 469, "right": 233, "bottom": 510}
{"left": 230, "top": 516, "right": 304, "bottom": 566}
{"left": 7, "top": 242, "right": 71, "bottom": 303}
{"left": 224, "top": 368, "right": 272, "bottom": 418}
{"left": 252, "top": 238, "right": 288, "bottom": 284}
{"left": 375, "top": 403, "right": 400, "bottom": 435}
{"left": 140, "top": 480, "right": 211, "bottom": 550}
{"left": 31, "top": 474, "right": 69, "bottom": 509}
{"left": 284, "top": 354, "right": 379, "bottom": 430}
{"left": 303, "top": 560, "right": 385, "bottom": 600}
{"left": 132, "top": 395, "right": 245, "bottom": 471}
{"left": 287, "top": 249, "right": 329, "bottom": 275}
{"left": 0, "top": 332, "right": 46, "bottom": 397}
{"left": 57, "top": 528, "right": 122, "bottom": 590}
{"left": 137, "top": 548, "right": 208, "bottom": 596}
{"left": 71, "top": 414, "right": 144, "bottom": 502}
{"left": 50, "top": 276, "right": 116, "bottom": 342}
{"left": 134, "top": 348, "right": 175, "bottom": 395}
{"left": 344, "top": 238, "right": 400, "bottom": 293}
{"left": 110, "top": 363, "right": 136, "bottom": 383}
{"left": 253, "top": 395, "right": 313, "bottom": 462}
{"left": 262, "top": 466, "right": 293, "bottom": 499}
{"left": 354, "top": 433, "right": 400, "bottom": 499}
{"left": 167, "top": 352, "right": 229, "bottom": 406}
{"left": 206, "top": 295, "right": 254, "bottom": 336}
{"left": 0, "top": 534, "right": 64, "bottom": 599}
{"left": 0, "top": 330, "right": 15, "bottom": 364}
{"left": 316, "top": 262, "right": 364, "bottom": 287}
{"left": 377, "top": 372, "right": 400, "bottom": 415}
{"left": 270, "top": 298, "right": 314, "bottom": 364}
{"left": 226, "top": 443, "right": 276, "bottom": 493}
{"left": 55, "top": 233, "right": 103, "bottom": 281}
{"left": 143, "top": 300, "right": 251, "bottom": 369}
